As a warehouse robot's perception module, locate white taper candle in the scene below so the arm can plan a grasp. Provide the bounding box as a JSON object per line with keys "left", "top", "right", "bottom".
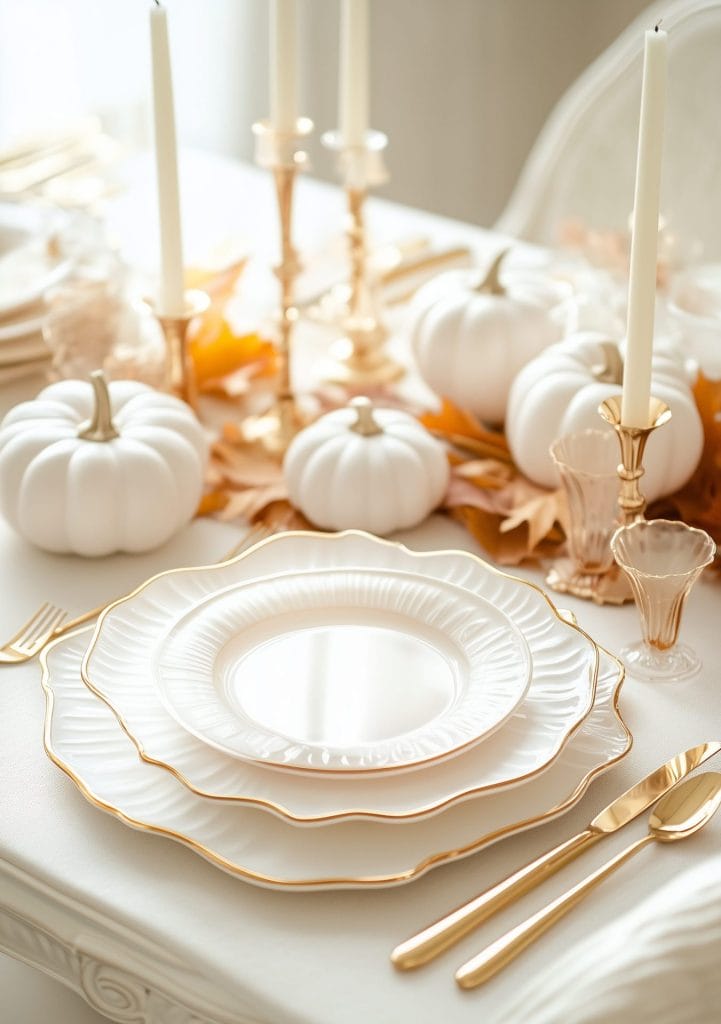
{"left": 340, "top": 0, "right": 369, "bottom": 146}
{"left": 149, "top": 1, "right": 185, "bottom": 318}
{"left": 270, "top": 0, "right": 297, "bottom": 133}
{"left": 621, "top": 26, "right": 668, "bottom": 428}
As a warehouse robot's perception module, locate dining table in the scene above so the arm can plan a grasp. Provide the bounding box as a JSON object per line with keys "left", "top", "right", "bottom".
{"left": 0, "top": 149, "right": 719, "bottom": 1024}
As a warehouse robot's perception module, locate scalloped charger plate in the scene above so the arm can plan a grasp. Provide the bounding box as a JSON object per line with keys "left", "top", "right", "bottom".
{"left": 44, "top": 627, "right": 630, "bottom": 891}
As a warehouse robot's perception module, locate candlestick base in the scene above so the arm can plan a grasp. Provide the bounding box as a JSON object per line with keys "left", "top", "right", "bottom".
{"left": 324, "top": 324, "right": 405, "bottom": 388}
{"left": 241, "top": 394, "right": 306, "bottom": 458}
{"left": 151, "top": 289, "right": 210, "bottom": 412}
{"left": 321, "top": 128, "right": 404, "bottom": 390}
{"left": 546, "top": 558, "right": 633, "bottom": 606}
{"left": 598, "top": 395, "right": 672, "bottom": 524}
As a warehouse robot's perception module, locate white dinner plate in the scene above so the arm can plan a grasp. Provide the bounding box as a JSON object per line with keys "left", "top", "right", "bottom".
{"left": 0, "top": 331, "right": 47, "bottom": 363}
{"left": 0, "top": 311, "right": 46, "bottom": 345}
{"left": 83, "top": 531, "right": 599, "bottom": 822}
{"left": 0, "top": 202, "right": 71, "bottom": 317}
{"left": 153, "top": 568, "right": 532, "bottom": 773}
{"left": 44, "top": 627, "right": 630, "bottom": 891}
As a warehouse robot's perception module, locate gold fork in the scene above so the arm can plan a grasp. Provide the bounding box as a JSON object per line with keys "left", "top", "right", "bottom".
{"left": 0, "top": 522, "right": 275, "bottom": 666}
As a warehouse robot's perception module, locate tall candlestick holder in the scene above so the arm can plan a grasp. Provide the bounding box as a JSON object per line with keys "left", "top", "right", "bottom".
{"left": 599, "top": 395, "right": 672, "bottom": 523}
{"left": 241, "top": 116, "right": 313, "bottom": 455}
{"left": 320, "top": 129, "right": 404, "bottom": 388}
{"left": 151, "top": 289, "right": 210, "bottom": 411}
{"left": 563, "top": 392, "right": 670, "bottom": 605}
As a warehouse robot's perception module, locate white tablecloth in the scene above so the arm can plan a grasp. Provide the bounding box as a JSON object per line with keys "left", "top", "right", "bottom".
{"left": 1, "top": 154, "right": 719, "bottom": 1024}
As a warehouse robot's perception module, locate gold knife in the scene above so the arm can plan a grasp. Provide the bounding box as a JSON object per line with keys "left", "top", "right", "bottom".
{"left": 391, "top": 741, "right": 721, "bottom": 970}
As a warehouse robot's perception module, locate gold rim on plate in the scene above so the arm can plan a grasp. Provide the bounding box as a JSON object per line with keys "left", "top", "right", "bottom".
{"left": 41, "top": 627, "right": 629, "bottom": 890}
{"left": 79, "top": 530, "right": 602, "bottom": 820}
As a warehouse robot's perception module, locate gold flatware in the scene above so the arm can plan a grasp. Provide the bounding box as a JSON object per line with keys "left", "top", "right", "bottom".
{"left": 381, "top": 244, "right": 472, "bottom": 286}
{"left": 391, "top": 742, "right": 721, "bottom": 970}
{"left": 298, "top": 244, "right": 472, "bottom": 316}
{"left": 0, "top": 133, "right": 121, "bottom": 200}
{"left": 0, "top": 603, "right": 69, "bottom": 663}
{"left": 0, "top": 118, "right": 101, "bottom": 168}
{"left": 455, "top": 771, "right": 721, "bottom": 989}
{"left": 0, "top": 522, "right": 274, "bottom": 666}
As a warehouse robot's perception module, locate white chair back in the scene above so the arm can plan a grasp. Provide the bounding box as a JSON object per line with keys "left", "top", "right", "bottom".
{"left": 496, "top": 0, "right": 721, "bottom": 260}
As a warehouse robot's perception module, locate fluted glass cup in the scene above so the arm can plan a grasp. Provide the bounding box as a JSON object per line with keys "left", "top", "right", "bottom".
{"left": 550, "top": 430, "right": 620, "bottom": 575}
{"left": 611, "top": 519, "right": 715, "bottom": 682}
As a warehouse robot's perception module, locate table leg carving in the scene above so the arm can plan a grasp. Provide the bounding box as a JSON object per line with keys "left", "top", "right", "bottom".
{"left": 0, "top": 897, "right": 262, "bottom": 1024}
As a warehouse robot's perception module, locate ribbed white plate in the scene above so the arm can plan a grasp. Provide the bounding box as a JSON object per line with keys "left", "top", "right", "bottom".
{"left": 83, "top": 531, "right": 599, "bottom": 822}
{"left": 44, "top": 627, "right": 630, "bottom": 891}
{"left": 153, "top": 568, "right": 531, "bottom": 773}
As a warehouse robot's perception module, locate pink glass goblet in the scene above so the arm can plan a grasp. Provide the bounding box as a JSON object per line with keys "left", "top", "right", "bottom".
{"left": 549, "top": 429, "right": 621, "bottom": 588}
{"left": 611, "top": 519, "right": 715, "bottom": 682}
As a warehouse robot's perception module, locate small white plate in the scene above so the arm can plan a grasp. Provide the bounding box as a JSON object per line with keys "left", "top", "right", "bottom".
{"left": 153, "top": 568, "right": 531, "bottom": 774}
{"left": 45, "top": 628, "right": 629, "bottom": 891}
{"left": 83, "top": 531, "right": 599, "bottom": 822}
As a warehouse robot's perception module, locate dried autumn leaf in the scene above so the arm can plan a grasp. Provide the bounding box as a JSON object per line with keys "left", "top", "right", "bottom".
{"left": 189, "top": 308, "right": 277, "bottom": 385}
{"left": 217, "top": 481, "right": 290, "bottom": 523}
{"left": 443, "top": 474, "right": 511, "bottom": 514}
{"left": 211, "top": 442, "right": 284, "bottom": 487}
{"left": 420, "top": 398, "right": 511, "bottom": 461}
{"left": 454, "top": 459, "right": 513, "bottom": 489}
{"left": 254, "top": 499, "right": 311, "bottom": 532}
{"left": 449, "top": 506, "right": 533, "bottom": 566}
{"left": 185, "top": 260, "right": 247, "bottom": 301}
{"left": 196, "top": 491, "right": 229, "bottom": 517}
{"left": 652, "top": 372, "right": 721, "bottom": 543}
{"left": 500, "top": 489, "right": 567, "bottom": 553}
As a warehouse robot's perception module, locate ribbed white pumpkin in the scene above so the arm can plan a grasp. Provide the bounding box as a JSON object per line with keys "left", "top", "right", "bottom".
{"left": 408, "top": 251, "right": 563, "bottom": 423}
{"left": 284, "top": 397, "right": 450, "bottom": 535}
{"left": 506, "top": 333, "right": 703, "bottom": 503}
{"left": 0, "top": 372, "right": 208, "bottom": 556}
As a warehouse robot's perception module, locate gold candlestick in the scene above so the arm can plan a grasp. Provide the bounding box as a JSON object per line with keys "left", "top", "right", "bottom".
{"left": 152, "top": 289, "right": 210, "bottom": 411}
{"left": 321, "top": 129, "right": 404, "bottom": 388}
{"left": 599, "top": 394, "right": 672, "bottom": 524}
{"left": 242, "top": 117, "right": 313, "bottom": 455}
{"left": 554, "top": 392, "right": 670, "bottom": 605}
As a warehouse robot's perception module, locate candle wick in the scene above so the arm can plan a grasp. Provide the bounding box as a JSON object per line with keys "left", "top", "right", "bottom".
{"left": 654, "top": 18, "right": 663, "bottom": 31}
{"left": 153, "top": 0, "right": 161, "bottom": 6}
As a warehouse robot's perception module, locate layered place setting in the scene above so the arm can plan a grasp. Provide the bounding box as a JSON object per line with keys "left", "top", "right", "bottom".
{"left": 2, "top": 1, "right": 721, "bottom": 1021}
{"left": 41, "top": 529, "right": 627, "bottom": 887}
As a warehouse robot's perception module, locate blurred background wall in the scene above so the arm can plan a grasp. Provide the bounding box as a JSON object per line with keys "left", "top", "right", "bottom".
{"left": 0, "top": 0, "right": 652, "bottom": 226}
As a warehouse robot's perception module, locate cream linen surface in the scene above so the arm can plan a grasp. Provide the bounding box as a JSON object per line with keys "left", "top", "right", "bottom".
{"left": 1, "top": 155, "right": 720, "bottom": 1024}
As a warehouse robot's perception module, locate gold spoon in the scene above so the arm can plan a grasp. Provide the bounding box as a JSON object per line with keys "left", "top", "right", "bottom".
{"left": 455, "top": 771, "right": 721, "bottom": 990}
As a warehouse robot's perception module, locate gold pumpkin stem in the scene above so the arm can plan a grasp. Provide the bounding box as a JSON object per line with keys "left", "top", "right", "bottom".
{"left": 591, "top": 341, "right": 625, "bottom": 385}
{"left": 78, "top": 370, "right": 120, "bottom": 443}
{"left": 349, "top": 396, "right": 383, "bottom": 437}
{"left": 476, "top": 248, "right": 509, "bottom": 296}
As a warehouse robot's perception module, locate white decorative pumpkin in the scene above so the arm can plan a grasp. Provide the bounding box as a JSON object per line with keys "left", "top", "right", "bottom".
{"left": 407, "top": 250, "right": 564, "bottom": 423}
{"left": 506, "top": 332, "right": 703, "bottom": 503}
{"left": 0, "top": 372, "right": 208, "bottom": 556}
{"left": 284, "top": 397, "right": 450, "bottom": 535}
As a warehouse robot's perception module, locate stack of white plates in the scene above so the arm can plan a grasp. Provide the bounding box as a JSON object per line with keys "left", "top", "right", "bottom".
{"left": 42, "top": 530, "right": 631, "bottom": 890}
{"left": 0, "top": 202, "right": 72, "bottom": 381}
